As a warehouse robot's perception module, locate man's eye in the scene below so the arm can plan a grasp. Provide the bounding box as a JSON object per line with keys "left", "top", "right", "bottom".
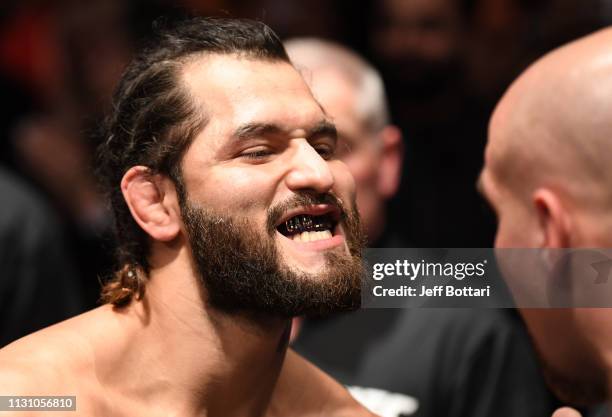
{"left": 315, "top": 144, "right": 335, "bottom": 160}
{"left": 240, "top": 149, "right": 273, "bottom": 160}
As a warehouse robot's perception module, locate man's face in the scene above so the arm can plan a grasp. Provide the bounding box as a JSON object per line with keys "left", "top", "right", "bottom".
{"left": 307, "top": 69, "right": 385, "bottom": 242}
{"left": 480, "top": 108, "right": 609, "bottom": 404}
{"left": 176, "top": 55, "right": 364, "bottom": 316}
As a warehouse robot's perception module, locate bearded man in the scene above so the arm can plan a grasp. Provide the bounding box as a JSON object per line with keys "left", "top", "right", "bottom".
{"left": 0, "top": 17, "right": 372, "bottom": 417}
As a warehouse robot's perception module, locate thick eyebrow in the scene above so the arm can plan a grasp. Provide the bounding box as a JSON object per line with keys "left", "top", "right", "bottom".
{"left": 308, "top": 120, "right": 338, "bottom": 142}
{"left": 232, "top": 120, "right": 337, "bottom": 142}
{"left": 233, "top": 123, "right": 284, "bottom": 141}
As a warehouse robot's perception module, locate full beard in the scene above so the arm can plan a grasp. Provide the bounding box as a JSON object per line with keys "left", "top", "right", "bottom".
{"left": 180, "top": 193, "right": 365, "bottom": 318}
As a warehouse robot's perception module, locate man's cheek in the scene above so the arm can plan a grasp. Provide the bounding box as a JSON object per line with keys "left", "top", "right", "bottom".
{"left": 207, "top": 171, "right": 272, "bottom": 209}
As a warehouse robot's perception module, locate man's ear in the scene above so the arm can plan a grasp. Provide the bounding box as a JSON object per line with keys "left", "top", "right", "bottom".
{"left": 377, "top": 125, "right": 404, "bottom": 199}
{"left": 121, "top": 166, "right": 181, "bottom": 242}
{"left": 533, "top": 188, "right": 572, "bottom": 248}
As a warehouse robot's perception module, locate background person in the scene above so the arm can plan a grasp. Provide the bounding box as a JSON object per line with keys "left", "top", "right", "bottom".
{"left": 286, "top": 38, "right": 558, "bottom": 417}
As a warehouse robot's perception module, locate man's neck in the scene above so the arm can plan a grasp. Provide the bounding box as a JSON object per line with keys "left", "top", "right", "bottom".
{"left": 96, "top": 251, "right": 291, "bottom": 417}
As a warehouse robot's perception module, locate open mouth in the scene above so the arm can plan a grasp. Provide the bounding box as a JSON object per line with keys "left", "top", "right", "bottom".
{"left": 276, "top": 209, "right": 340, "bottom": 243}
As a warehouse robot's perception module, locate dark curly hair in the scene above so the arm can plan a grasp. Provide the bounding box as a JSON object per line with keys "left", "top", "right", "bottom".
{"left": 96, "top": 17, "right": 290, "bottom": 306}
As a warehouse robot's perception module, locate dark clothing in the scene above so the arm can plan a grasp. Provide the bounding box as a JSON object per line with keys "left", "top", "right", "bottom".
{"left": 0, "top": 168, "right": 84, "bottom": 346}
{"left": 294, "top": 233, "right": 558, "bottom": 417}
{"left": 295, "top": 309, "right": 557, "bottom": 417}
{"left": 359, "top": 309, "right": 555, "bottom": 417}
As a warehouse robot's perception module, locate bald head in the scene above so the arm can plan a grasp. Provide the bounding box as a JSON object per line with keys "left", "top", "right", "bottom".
{"left": 484, "top": 28, "right": 612, "bottom": 405}
{"left": 487, "top": 27, "right": 612, "bottom": 215}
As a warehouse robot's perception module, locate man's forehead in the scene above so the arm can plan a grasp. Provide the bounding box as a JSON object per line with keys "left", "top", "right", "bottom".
{"left": 181, "top": 53, "right": 311, "bottom": 101}
{"left": 181, "top": 53, "right": 326, "bottom": 130}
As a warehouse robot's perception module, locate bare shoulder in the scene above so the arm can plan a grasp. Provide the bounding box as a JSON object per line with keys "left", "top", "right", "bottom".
{"left": 0, "top": 336, "right": 79, "bottom": 416}
{"left": 0, "top": 333, "right": 80, "bottom": 393}
{"left": 0, "top": 363, "right": 76, "bottom": 417}
{"left": 270, "top": 349, "right": 378, "bottom": 417}
{"left": 0, "top": 308, "right": 122, "bottom": 417}
{"left": 0, "top": 308, "right": 109, "bottom": 394}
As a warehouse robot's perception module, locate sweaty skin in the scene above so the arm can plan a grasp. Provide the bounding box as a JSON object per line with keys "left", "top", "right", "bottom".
{"left": 482, "top": 27, "right": 612, "bottom": 406}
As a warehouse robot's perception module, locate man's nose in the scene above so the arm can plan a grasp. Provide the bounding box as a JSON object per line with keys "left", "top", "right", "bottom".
{"left": 284, "top": 141, "right": 334, "bottom": 194}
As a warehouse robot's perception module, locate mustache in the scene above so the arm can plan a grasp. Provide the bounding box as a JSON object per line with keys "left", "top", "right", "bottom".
{"left": 266, "top": 193, "right": 347, "bottom": 236}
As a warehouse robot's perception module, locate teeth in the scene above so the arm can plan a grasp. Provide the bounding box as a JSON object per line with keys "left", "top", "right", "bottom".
{"left": 286, "top": 218, "right": 297, "bottom": 233}
{"left": 302, "top": 215, "right": 313, "bottom": 228}
{"left": 285, "top": 214, "right": 333, "bottom": 234}
{"left": 291, "top": 230, "right": 332, "bottom": 242}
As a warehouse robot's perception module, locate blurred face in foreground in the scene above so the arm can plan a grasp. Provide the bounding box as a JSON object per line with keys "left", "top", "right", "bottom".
{"left": 478, "top": 30, "right": 612, "bottom": 404}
